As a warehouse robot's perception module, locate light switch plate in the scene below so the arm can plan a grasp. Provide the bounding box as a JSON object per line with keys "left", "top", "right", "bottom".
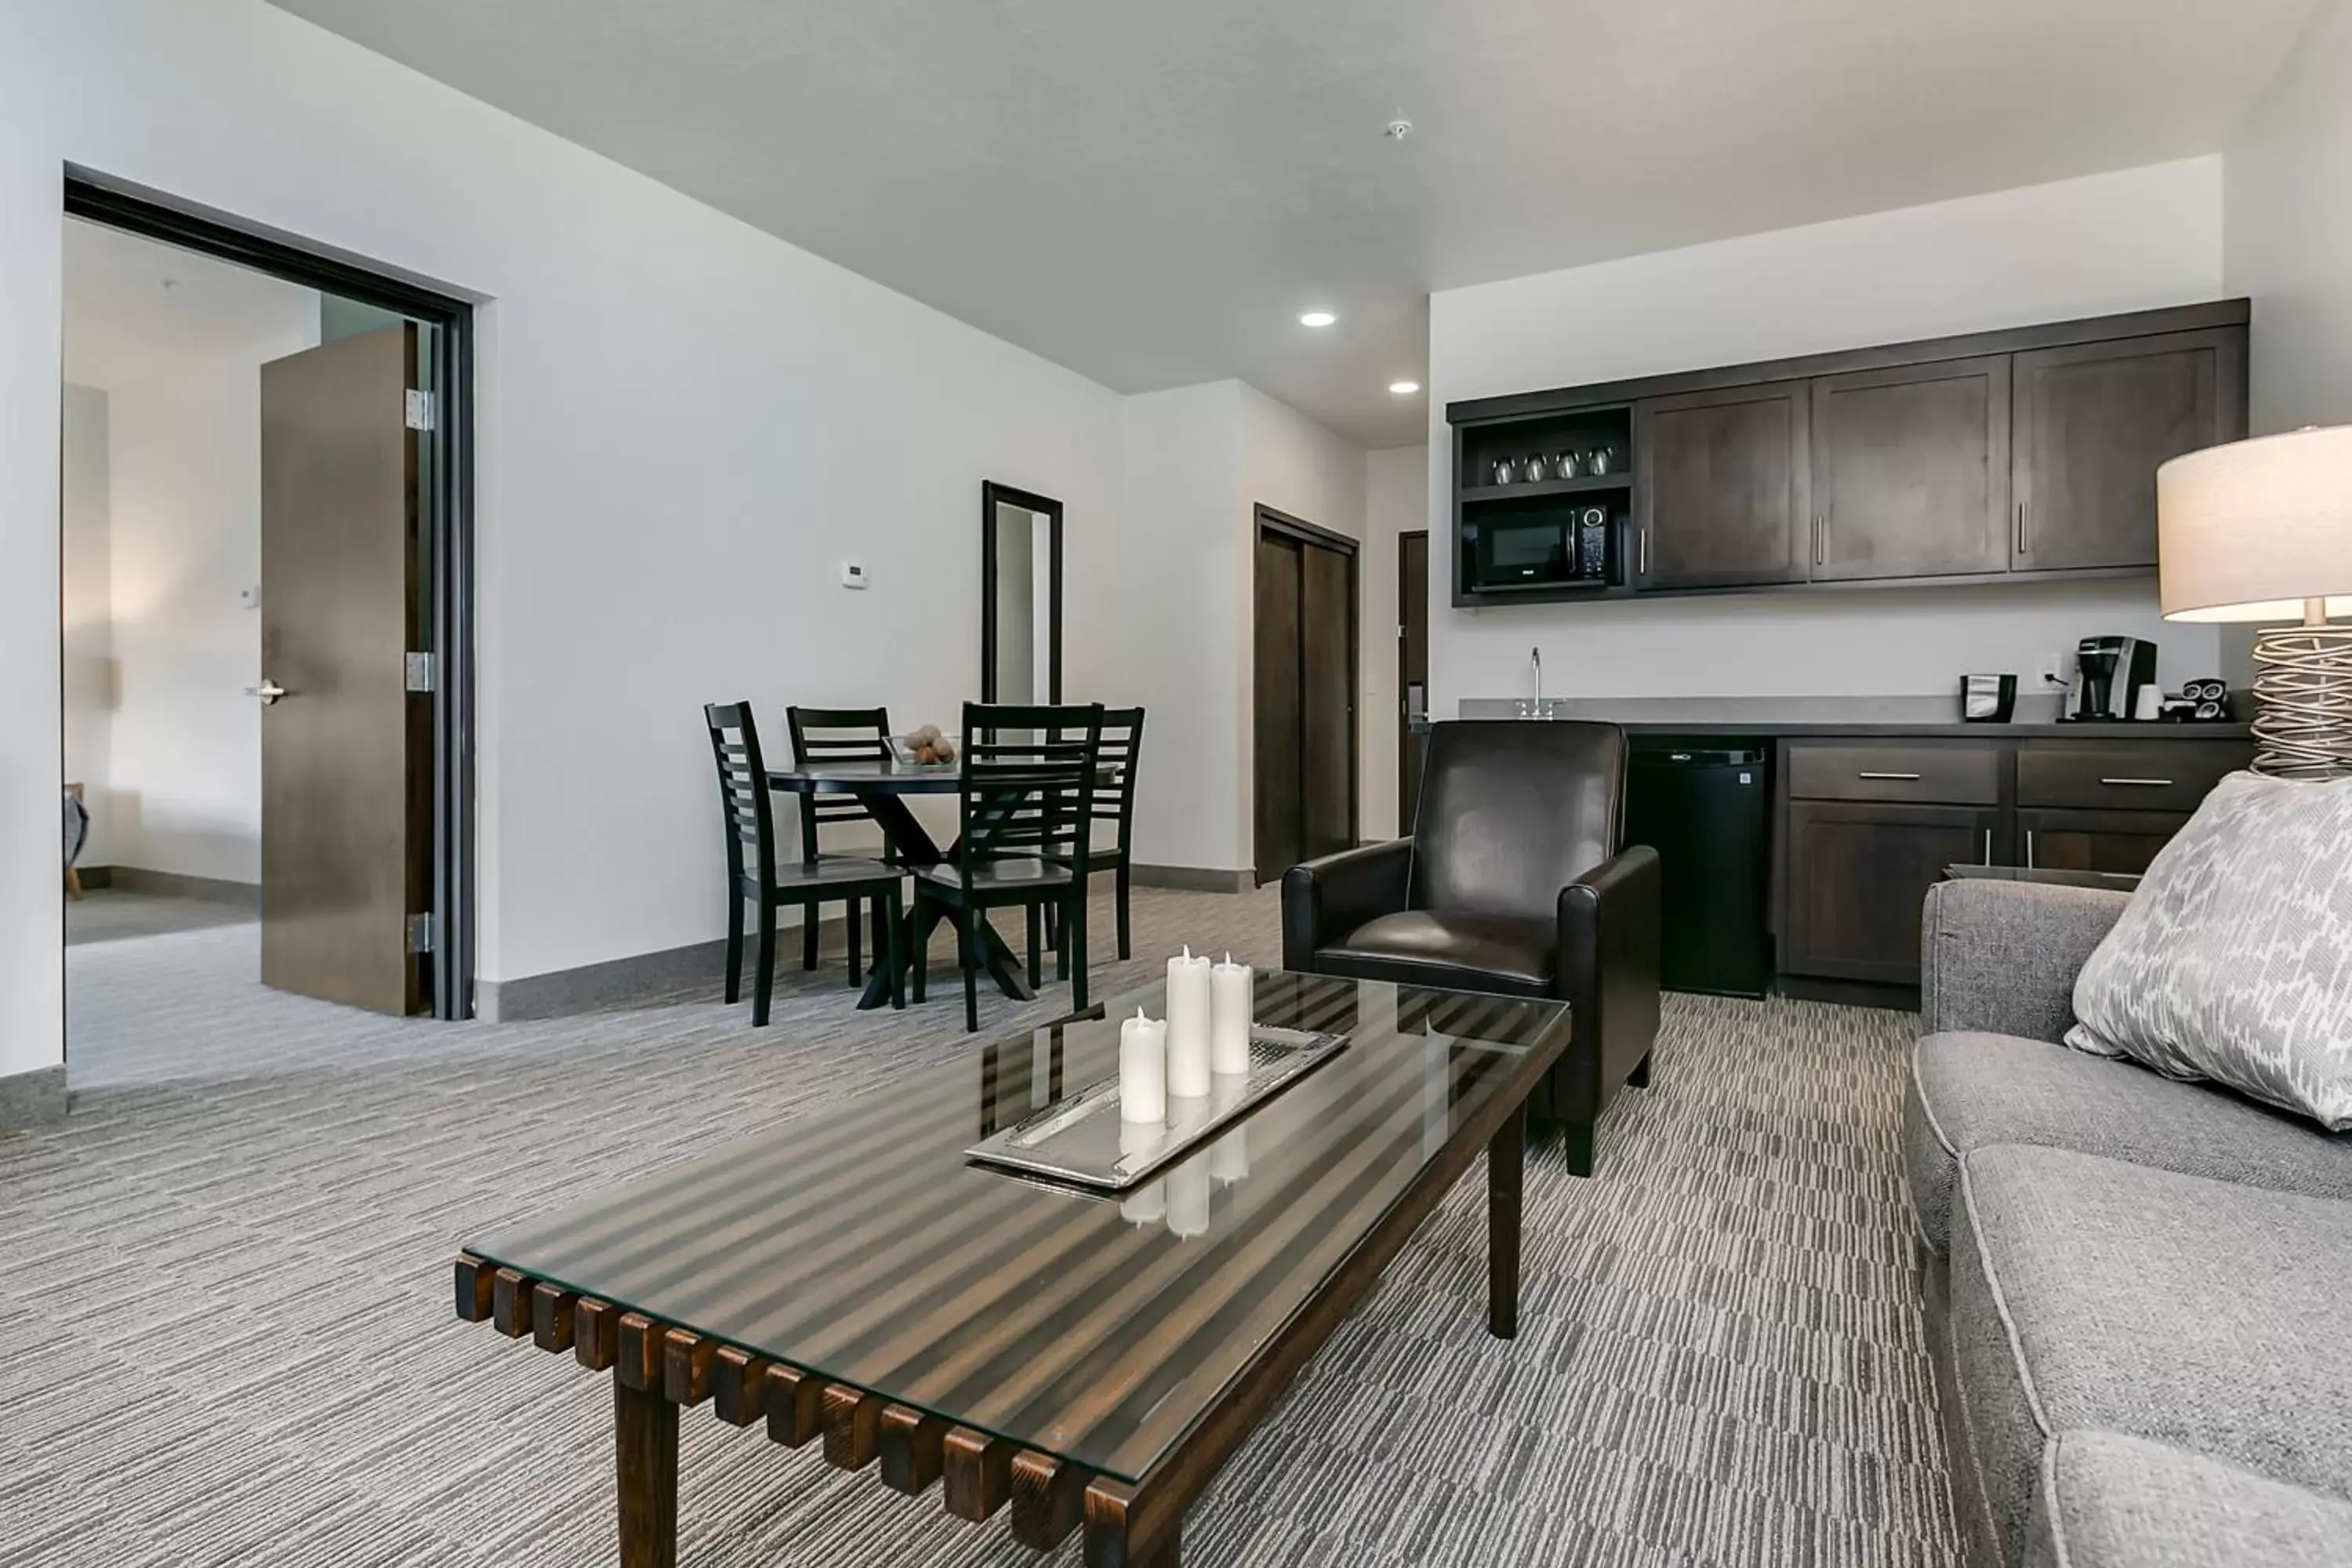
{"left": 840, "top": 561, "right": 868, "bottom": 590}
{"left": 239, "top": 584, "right": 261, "bottom": 610}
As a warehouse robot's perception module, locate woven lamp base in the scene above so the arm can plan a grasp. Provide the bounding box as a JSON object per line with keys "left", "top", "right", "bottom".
{"left": 2252, "top": 621, "right": 2352, "bottom": 780}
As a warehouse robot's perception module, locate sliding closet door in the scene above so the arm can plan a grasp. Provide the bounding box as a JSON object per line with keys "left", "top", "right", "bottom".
{"left": 1253, "top": 512, "right": 1357, "bottom": 884}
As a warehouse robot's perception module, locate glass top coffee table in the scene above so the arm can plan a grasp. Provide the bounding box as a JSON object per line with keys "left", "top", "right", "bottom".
{"left": 454, "top": 971, "right": 1570, "bottom": 1568}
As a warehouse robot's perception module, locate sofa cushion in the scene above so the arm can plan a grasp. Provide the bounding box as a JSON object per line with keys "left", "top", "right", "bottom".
{"left": 1905, "top": 1031, "right": 2352, "bottom": 1257}
{"left": 1948, "top": 1145, "right": 2352, "bottom": 1566}
{"left": 2027, "top": 1431, "right": 2352, "bottom": 1568}
{"left": 1314, "top": 909, "right": 1555, "bottom": 996}
{"left": 2067, "top": 771, "right": 2352, "bottom": 1131}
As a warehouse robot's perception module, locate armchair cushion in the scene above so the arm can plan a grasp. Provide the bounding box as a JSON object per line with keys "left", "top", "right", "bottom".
{"left": 1314, "top": 910, "right": 1555, "bottom": 996}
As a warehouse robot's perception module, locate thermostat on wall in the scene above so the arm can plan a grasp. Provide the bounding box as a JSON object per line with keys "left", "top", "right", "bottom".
{"left": 840, "top": 561, "right": 868, "bottom": 590}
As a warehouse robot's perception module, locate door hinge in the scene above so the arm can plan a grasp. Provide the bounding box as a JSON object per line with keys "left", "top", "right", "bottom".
{"left": 405, "top": 389, "right": 437, "bottom": 431}
{"left": 405, "top": 651, "right": 436, "bottom": 692}
{"left": 407, "top": 912, "right": 437, "bottom": 954}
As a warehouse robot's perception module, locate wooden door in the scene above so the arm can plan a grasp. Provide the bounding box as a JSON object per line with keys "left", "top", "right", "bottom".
{"left": 1254, "top": 519, "right": 1357, "bottom": 883}
{"left": 1634, "top": 382, "right": 1812, "bottom": 589}
{"left": 259, "top": 325, "right": 430, "bottom": 1014}
{"left": 1810, "top": 356, "right": 2010, "bottom": 581}
{"left": 1253, "top": 533, "right": 1303, "bottom": 884}
{"left": 1781, "top": 800, "right": 2001, "bottom": 984}
{"left": 2013, "top": 330, "right": 2242, "bottom": 572}
{"left": 2018, "top": 808, "right": 2192, "bottom": 876}
{"left": 1398, "top": 531, "right": 1428, "bottom": 831}
{"left": 1300, "top": 541, "right": 1355, "bottom": 862}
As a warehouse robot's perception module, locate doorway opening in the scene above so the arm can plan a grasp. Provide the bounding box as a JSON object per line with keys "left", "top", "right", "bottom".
{"left": 1398, "top": 529, "right": 1429, "bottom": 831}
{"left": 58, "top": 178, "right": 475, "bottom": 1089}
{"left": 1252, "top": 506, "right": 1358, "bottom": 885}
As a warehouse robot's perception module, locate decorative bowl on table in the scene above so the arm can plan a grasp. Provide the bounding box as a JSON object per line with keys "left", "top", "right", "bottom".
{"left": 887, "top": 727, "right": 958, "bottom": 767}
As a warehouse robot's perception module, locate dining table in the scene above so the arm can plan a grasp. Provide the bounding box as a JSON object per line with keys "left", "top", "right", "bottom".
{"left": 765, "top": 757, "right": 1075, "bottom": 1013}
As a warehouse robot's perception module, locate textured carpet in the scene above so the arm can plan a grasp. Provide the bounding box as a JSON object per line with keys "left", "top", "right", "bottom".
{"left": 64, "top": 887, "right": 256, "bottom": 949}
{"left": 11, "top": 886, "right": 1958, "bottom": 1567}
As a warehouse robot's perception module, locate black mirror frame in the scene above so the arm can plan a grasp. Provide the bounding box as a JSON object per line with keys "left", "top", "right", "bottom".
{"left": 980, "top": 481, "right": 1064, "bottom": 703}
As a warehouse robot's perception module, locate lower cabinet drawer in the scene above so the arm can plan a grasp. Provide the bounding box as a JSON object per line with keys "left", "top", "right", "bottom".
{"left": 2016, "top": 741, "right": 2247, "bottom": 813}
{"left": 1786, "top": 742, "right": 2002, "bottom": 805}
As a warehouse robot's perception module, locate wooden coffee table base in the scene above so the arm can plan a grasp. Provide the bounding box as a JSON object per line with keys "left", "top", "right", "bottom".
{"left": 456, "top": 1104, "right": 1530, "bottom": 1568}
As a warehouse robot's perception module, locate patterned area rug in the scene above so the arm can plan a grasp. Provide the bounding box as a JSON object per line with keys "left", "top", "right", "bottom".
{"left": 6, "top": 887, "right": 1958, "bottom": 1566}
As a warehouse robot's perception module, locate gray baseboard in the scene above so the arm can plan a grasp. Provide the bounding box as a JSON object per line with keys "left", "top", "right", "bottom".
{"left": 74, "top": 865, "right": 114, "bottom": 890}
{"left": 104, "top": 866, "right": 260, "bottom": 908}
{"left": 1129, "top": 864, "right": 1255, "bottom": 894}
{"left": 0, "top": 1065, "right": 68, "bottom": 1133}
{"left": 477, "top": 910, "right": 857, "bottom": 1022}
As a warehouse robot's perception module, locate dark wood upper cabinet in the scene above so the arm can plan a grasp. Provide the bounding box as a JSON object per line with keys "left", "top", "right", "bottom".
{"left": 1809, "top": 356, "right": 2011, "bottom": 582}
{"left": 1446, "top": 300, "right": 2248, "bottom": 608}
{"left": 2012, "top": 329, "right": 2245, "bottom": 572}
{"left": 1634, "top": 383, "right": 1811, "bottom": 590}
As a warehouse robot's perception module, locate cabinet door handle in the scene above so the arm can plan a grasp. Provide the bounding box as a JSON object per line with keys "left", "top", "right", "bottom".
{"left": 1857, "top": 771, "right": 1922, "bottom": 781}
{"left": 2016, "top": 500, "right": 2028, "bottom": 555}
{"left": 1982, "top": 829, "right": 1993, "bottom": 866}
{"left": 2025, "top": 829, "right": 2037, "bottom": 869}
{"left": 1814, "top": 513, "right": 1826, "bottom": 567}
{"left": 2100, "top": 777, "right": 2175, "bottom": 788}
{"left": 1639, "top": 527, "right": 1650, "bottom": 577}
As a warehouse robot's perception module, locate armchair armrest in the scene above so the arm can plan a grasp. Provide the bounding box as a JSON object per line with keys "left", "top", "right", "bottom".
{"left": 1921, "top": 879, "right": 2129, "bottom": 1044}
{"left": 1282, "top": 838, "right": 1414, "bottom": 969}
{"left": 1550, "top": 846, "right": 1662, "bottom": 1123}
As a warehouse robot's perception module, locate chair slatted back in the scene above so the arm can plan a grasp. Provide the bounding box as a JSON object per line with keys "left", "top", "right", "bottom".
{"left": 1050, "top": 706, "right": 1143, "bottom": 855}
{"left": 785, "top": 706, "right": 891, "bottom": 853}
{"left": 705, "top": 702, "right": 775, "bottom": 892}
{"left": 956, "top": 702, "right": 1104, "bottom": 888}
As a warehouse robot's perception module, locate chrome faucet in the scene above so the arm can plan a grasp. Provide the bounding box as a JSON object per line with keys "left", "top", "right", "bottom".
{"left": 1527, "top": 646, "right": 1543, "bottom": 716}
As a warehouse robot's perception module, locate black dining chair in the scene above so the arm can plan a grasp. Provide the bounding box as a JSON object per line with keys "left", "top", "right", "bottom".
{"left": 784, "top": 705, "right": 894, "bottom": 985}
{"left": 708, "top": 703, "right": 904, "bottom": 1024}
{"left": 912, "top": 702, "right": 1104, "bottom": 1033}
{"left": 1047, "top": 706, "right": 1145, "bottom": 960}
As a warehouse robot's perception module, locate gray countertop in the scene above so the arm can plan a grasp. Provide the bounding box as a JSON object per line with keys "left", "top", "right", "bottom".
{"left": 1437, "top": 694, "right": 2252, "bottom": 739}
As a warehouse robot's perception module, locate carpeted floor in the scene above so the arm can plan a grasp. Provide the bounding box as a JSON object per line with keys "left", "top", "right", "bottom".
{"left": 9, "top": 885, "right": 1958, "bottom": 1567}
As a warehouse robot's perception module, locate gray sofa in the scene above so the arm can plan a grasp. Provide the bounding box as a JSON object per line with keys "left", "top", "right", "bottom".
{"left": 1905, "top": 878, "right": 2352, "bottom": 1568}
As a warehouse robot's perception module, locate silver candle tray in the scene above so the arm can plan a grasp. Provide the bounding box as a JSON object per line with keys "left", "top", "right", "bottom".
{"left": 965, "top": 1024, "right": 1348, "bottom": 1192}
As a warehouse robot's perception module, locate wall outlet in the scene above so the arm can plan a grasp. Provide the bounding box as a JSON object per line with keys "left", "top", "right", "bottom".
{"left": 2038, "top": 652, "right": 2071, "bottom": 687}
{"left": 840, "top": 561, "right": 868, "bottom": 590}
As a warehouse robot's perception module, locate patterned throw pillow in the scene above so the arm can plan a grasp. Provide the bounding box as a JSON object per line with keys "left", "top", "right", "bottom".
{"left": 2066, "top": 771, "right": 2352, "bottom": 1131}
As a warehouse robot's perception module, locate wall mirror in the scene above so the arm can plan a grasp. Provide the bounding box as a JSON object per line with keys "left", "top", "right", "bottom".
{"left": 981, "top": 481, "right": 1063, "bottom": 704}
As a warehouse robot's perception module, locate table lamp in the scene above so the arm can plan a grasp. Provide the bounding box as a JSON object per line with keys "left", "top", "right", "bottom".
{"left": 2158, "top": 424, "right": 2352, "bottom": 779}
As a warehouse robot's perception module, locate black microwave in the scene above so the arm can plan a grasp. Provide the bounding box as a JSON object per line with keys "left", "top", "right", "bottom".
{"left": 1470, "top": 511, "right": 1573, "bottom": 590}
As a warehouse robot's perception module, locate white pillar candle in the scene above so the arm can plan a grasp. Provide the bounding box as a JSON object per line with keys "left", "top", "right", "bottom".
{"left": 1164, "top": 947, "right": 1213, "bottom": 1098}
{"left": 1119, "top": 1008, "right": 1167, "bottom": 1124}
{"left": 1210, "top": 953, "right": 1253, "bottom": 1076}
{"left": 1118, "top": 1123, "right": 1165, "bottom": 1225}
{"left": 1166, "top": 1157, "right": 1211, "bottom": 1239}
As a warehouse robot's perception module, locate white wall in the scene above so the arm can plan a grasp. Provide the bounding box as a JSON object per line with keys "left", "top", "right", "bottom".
{"left": 102, "top": 307, "right": 313, "bottom": 884}
{"left": 2223, "top": 1, "right": 2352, "bottom": 689}
{"left": 1425, "top": 158, "right": 2232, "bottom": 710}
{"left": 60, "top": 385, "right": 113, "bottom": 869}
{"left": 1360, "top": 445, "right": 1428, "bottom": 840}
{"left": 2, "top": 0, "right": 1131, "bottom": 1076}
{"left": 1236, "top": 384, "right": 1368, "bottom": 861}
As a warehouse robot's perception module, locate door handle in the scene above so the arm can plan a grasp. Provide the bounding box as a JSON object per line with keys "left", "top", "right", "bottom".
{"left": 2100, "top": 777, "right": 2175, "bottom": 788}
{"left": 1981, "top": 829, "right": 1993, "bottom": 866}
{"left": 2016, "top": 500, "right": 2028, "bottom": 556}
{"left": 1638, "top": 527, "right": 1650, "bottom": 577}
{"left": 247, "top": 679, "right": 289, "bottom": 706}
{"left": 2025, "top": 829, "right": 2036, "bottom": 869}
{"left": 1814, "top": 513, "right": 1826, "bottom": 567}
{"left": 1857, "top": 771, "right": 1922, "bottom": 781}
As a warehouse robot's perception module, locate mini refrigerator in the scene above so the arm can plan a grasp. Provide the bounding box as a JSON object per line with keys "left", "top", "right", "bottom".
{"left": 1624, "top": 744, "right": 1772, "bottom": 998}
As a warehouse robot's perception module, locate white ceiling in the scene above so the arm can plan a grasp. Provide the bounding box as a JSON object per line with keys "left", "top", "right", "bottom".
{"left": 63, "top": 218, "right": 318, "bottom": 391}
{"left": 264, "top": 0, "right": 2318, "bottom": 446}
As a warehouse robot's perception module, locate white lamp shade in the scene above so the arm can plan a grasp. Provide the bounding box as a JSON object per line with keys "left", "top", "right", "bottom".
{"left": 2158, "top": 425, "right": 2352, "bottom": 623}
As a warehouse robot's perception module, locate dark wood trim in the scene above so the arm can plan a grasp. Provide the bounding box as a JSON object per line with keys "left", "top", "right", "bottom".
{"left": 1775, "top": 975, "right": 1922, "bottom": 1011}
{"left": 981, "top": 481, "right": 1065, "bottom": 704}
{"left": 1454, "top": 562, "right": 2155, "bottom": 611}
{"left": 62, "top": 171, "right": 477, "bottom": 1022}
{"left": 1254, "top": 503, "right": 1358, "bottom": 554}
{"left": 1446, "top": 299, "right": 2250, "bottom": 426}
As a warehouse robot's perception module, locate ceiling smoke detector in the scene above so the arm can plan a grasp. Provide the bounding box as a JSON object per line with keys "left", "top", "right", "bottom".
{"left": 1384, "top": 118, "right": 1414, "bottom": 141}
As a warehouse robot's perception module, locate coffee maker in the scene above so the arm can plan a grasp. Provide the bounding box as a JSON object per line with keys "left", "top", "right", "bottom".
{"left": 2063, "top": 635, "right": 2159, "bottom": 721}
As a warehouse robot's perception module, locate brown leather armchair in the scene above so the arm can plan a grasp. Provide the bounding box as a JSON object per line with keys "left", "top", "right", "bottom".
{"left": 1281, "top": 720, "right": 1661, "bottom": 1176}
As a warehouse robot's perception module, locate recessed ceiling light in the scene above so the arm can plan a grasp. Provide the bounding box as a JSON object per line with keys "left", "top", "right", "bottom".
{"left": 1299, "top": 310, "right": 1337, "bottom": 328}
{"left": 1389, "top": 380, "right": 1421, "bottom": 396}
